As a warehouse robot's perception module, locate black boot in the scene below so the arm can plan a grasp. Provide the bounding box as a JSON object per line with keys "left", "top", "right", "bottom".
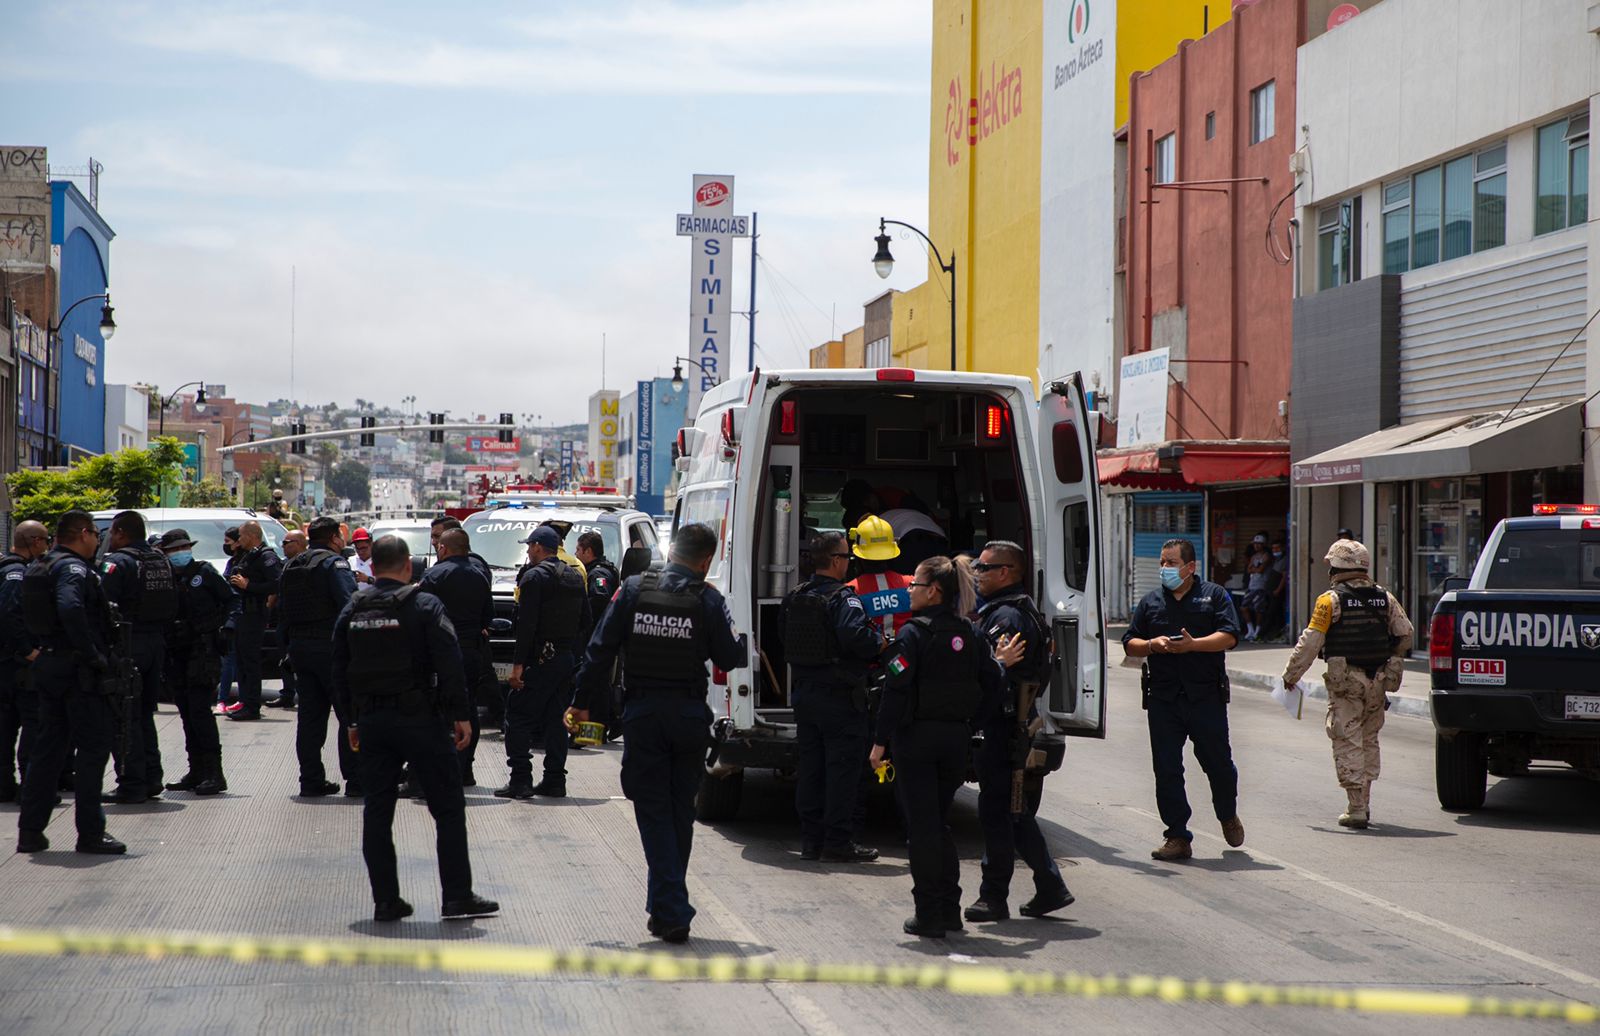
{"left": 194, "top": 755, "right": 226, "bottom": 796}
{"left": 165, "top": 767, "right": 201, "bottom": 792}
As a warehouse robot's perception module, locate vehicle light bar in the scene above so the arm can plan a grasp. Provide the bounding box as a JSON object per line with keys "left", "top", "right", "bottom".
{"left": 1533, "top": 503, "right": 1600, "bottom": 515}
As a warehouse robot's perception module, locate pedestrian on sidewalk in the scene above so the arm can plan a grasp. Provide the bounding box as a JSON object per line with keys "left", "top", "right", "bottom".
{"left": 1122, "top": 539, "right": 1246, "bottom": 862}
{"left": 1280, "top": 539, "right": 1412, "bottom": 830}
{"left": 1240, "top": 535, "right": 1270, "bottom": 641}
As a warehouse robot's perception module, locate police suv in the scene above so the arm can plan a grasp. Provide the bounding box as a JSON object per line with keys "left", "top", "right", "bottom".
{"left": 1429, "top": 505, "right": 1600, "bottom": 810}
{"left": 671, "top": 367, "right": 1106, "bottom": 821}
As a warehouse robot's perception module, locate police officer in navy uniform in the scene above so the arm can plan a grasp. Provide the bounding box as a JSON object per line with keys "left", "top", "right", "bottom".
{"left": 573, "top": 530, "right": 620, "bottom": 733}
{"left": 496, "top": 525, "right": 589, "bottom": 800}
{"left": 158, "top": 528, "right": 233, "bottom": 796}
{"left": 101, "top": 510, "right": 180, "bottom": 803}
{"left": 16, "top": 510, "right": 126, "bottom": 855}
{"left": 419, "top": 527, "right": 494, "bottom": 786}
{"left": 332, "top": 534, "right": 499, "bottom": 923}
{"left": 431, "top": 516, "right": 500, "bottom": 728}
{"left": 965, "top": 540, "right": 1074, "bottom": 923}
{"left": 226, "top": 521, "right": 281, "bottom": 721}
{"left": 570, "top": 523, "right": 745, "bottom": 944}
{"left": 0, "top": 521, "right": 51, "bottom": 801}
{"left": 1122, "top": 538, "right": 1246, "bottom": 862}
{"left": 278, "top": 516, "right": 358, "bottom": 797}
{"left": 782, "top": 530, "right": 884, "bottom": 863}
{"left": 869, "top": 555, "right": 1011, "bottom": 938}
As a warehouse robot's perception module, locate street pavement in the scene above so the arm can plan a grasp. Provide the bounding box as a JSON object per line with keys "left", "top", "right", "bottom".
{"left": 2, "top": 661, "right": 1597, "bottom": 1034}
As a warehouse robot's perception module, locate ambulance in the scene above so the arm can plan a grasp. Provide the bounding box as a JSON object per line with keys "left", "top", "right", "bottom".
{"left": 671, "top": 367, "right": 1107, "bottom": 821}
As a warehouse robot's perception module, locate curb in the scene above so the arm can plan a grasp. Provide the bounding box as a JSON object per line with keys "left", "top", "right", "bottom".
{"left": 1225, "top": 668, "right": 1432, "bottom": 721}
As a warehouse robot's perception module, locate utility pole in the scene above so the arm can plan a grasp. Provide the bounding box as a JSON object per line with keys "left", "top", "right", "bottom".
{"left": 748, "top": 211, "right": 758, "bottom": 372}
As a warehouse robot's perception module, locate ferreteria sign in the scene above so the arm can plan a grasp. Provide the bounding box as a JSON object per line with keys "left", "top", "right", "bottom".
{"left": 675, "top": 174, "right": 749, "bottom": 418}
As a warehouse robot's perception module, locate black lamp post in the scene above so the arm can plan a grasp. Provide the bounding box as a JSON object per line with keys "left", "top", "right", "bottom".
{"left": 42, "top": 292, "right": 116, "bottom": 460}
{"left": 669, "top": 356, "right": 718, "bottom": 394}
{"left": 157, "top": 381, "right": 208, "bottom": 436}
{"left": 873, "top": 218, "right": 957, "bottom": 371}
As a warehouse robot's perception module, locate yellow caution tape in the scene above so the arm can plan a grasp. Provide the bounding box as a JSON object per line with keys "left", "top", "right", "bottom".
{"left": 0, "top": 925, "right": 1595, "bottom": 1023}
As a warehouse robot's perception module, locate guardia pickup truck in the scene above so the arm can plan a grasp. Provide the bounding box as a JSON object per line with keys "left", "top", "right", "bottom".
{"left": 1429, "top": 506, "right": 1600, "bottom": 810}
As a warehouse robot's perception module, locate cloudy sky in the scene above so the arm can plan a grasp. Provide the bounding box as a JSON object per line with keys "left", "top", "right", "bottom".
{"left": 8, "top": 1, "right": 932, "bottom": 423}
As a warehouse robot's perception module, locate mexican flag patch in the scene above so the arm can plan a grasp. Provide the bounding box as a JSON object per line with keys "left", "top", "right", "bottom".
{"left": 886, "top": 654, "right": 908, "bottom": 676}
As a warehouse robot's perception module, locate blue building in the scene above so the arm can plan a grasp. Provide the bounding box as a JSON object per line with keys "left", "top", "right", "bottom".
{"left": 50, "top": 181, "right": 115, "bottom": 460}
{"left": 618, "top": 376, "right": 689, "bottom": 517}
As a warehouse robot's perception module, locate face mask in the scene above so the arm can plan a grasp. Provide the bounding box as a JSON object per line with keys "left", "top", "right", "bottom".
{"left": 1272, "top": 550, "right": 1283, "bottom": 558}
{"left": 169, "top": 551, "right": 193, "bottom": 568}
{"left": 1159, "top": 565, "right": 1186, "bottom": 591}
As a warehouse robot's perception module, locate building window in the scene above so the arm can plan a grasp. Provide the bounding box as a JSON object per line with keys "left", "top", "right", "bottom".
{"left": 1379, "top": 142, "right": 1506, "bottom": 276}
{"left": 1154, "top": 133, "right": 1176, "bottom": 184}
{"left": 1536, "top": 112, "right": 1589, "bottom": 235}
{"left": 865, "top": 338, "right": 891, "bottom": 368}
{"left": 1317, "top": 197, "right": 1361, "bottom": 290}
{"left": 1249, "top": 81, "right": 1275, "bottom": 145}
{"left": 1205, "top": 111, "right": 1215, "bottom": 140}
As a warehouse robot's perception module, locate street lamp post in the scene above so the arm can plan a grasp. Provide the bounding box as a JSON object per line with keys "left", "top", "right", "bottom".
{"left": 873, "top": 218, "right": 957, "bottom": 372}
{"left": 668, "top": 356, "right": 720, "bottom": 394}
{"left": 43, "top": 292, "right": 116, "bottom": 461}
{"left": 157, "top": 381, "right": 209, "bottom": 436}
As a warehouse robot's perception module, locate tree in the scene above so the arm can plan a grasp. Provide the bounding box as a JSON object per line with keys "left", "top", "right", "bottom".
{"left": 328, "top": 459, "right": 371, "bottom": 508}
{"left": 4, "top": 438, "right": 187, "bottom": 528}
{"left": 179, "top": 476, "right": 233, "bottom": 508}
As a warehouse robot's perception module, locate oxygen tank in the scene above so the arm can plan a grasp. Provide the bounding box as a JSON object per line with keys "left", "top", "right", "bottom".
{"left": 768, "top": 487, "right": 792, "bottom": 598}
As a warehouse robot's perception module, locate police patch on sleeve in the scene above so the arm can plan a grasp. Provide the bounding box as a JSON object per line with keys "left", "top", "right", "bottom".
{"left": 191, "top": 574, "right": 204, "bottom": 587}
{"left": 332, "top": 558, "right": 350, "bottom": 569}
{"left": 886, "top": 653, "right": 909, "bottom": 675}
{"left": 4, "top": 570, "right": 21, "bottom": 581}
{"left": 101, "top": 561, "right": 116, "bottom": 575}
{"left": 846, "top": 596, "right": 863, "bottom": 610}
{"left": 68, "top": 562, "right": 88, "bottom": 576}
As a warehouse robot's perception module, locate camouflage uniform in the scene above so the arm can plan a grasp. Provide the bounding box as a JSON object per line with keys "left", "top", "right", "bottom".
{"left": 1283, "top": 571, "right": 1413, "bottom": 827}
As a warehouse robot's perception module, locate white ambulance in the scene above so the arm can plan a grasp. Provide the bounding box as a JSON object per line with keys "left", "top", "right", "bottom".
{"left": 671, "top": 367, "right": 1106, "bottom": 820}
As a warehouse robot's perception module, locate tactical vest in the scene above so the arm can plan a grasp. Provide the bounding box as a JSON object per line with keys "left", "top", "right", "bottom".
{"left": 624, "top": 571, "right": 710, "bottom": 684}
{"left": 1322, "top": 583, "right": 1393, "bottom": 668}
{"left": 908, "top": 612, "right": 983, "bottom": 723}
{"left": 587, "top": 559, "right": 619, "bottom": 618}
{"left": 116, "top": 544, "right": 179, "bottom": 625}
{"left": 978, "top": 590, "right": 1051, "bottom": 684}
{"left": 174, "top": 561, "right": 229, "bottom": 634}
{"left": 280, "top": 548, "right": 342, "bottom": 639}
{"left": 22, "top": 549, "right": 74, "bottom": 638}
{"left": 783, "top": 580, "right": 850, "bottom": 667}
{"left": 345, "top": 584, "right": 427, "bottom": 712}
{"left": 534, "top": 559, "right": 586, "bottom": 643}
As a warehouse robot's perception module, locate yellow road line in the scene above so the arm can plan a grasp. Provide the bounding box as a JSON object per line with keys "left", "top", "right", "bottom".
{"left": 0, "top": 926, "right": 1594, "bottom": 1023}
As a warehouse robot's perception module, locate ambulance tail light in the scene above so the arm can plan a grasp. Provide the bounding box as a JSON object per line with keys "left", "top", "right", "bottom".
{"left": 1429, "top": 613, "right": 1455, "bottom": 672}
{"left": 984, "top": 404, "right": 1004, "bottom": 440}
{"left": 779, "top": 400, "right": 797, "bottom": 436}
{"left": 876, "top": 368, "right": 916, "bottom": 382}
{"left": 712, "top": 665, "right": 729, "bottom": 686}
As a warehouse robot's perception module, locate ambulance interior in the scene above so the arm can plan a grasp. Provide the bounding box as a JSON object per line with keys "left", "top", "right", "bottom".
{"left": 751, "top": 386, "right": 1031, "bottom": 714}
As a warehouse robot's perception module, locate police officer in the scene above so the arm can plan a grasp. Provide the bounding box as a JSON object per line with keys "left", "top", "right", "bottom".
{"left": 226, "top": 521, "right": 281, "bottom": 721}
{"left": 16, "top": 510, "right": 125, "bottom": 855}
{"left": 569, "top": 523, "right": 745, "bottom": 943}
{"left": 0, "top": 521, "right": 51, "bottom": 800}
{"left": 278, "top": 516, "right": 358, "bottom": 797}
{"left": 782, "top": 530, "right": 883, "bottom": 863}
{"left": 868, "top": 555, "right": 1010, "bottom": 938}
{"left": 573, "top": 530, "right": 620, "bottom": 732}
{"left": 419, "top": 527, "right": 494, "bottom": 786}
{"left": 1281, "top": 539, "right": 1413, "bottom": 829}
{"left": 431, "top": 517, "right": 500, "bottom": 729}
{"left": 1122, "top": 538, "right": 1245, "bottom": 862}
{"left": 268, "top": 528, "right": 309, "bottom": 710}
{"left": 158, "top": 529, "right": 233, "bottom": 796}
{"left": 965, "top": 540, "right": 1074, "bottom": 922}
{"left": 332, "top": 534, "right": 499, "bottom": 923}
{"left": 495, "top": 526, "right": 589, "bottom": 800}
{"left": 101, "top": 510, "right": 180, "bottom": 803}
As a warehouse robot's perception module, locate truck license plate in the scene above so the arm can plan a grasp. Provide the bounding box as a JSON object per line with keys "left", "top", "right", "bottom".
{"left": 494, "top": 663, "right": 514, "bottom": 682}
{"left": 1564, "top": 695, "right": 1600, "bottom": 720}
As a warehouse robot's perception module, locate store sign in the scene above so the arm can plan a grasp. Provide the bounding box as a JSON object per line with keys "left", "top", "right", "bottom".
{"left": 589, "top": 390, "right": 619, "bottom": 484}
{"left": 1116, "top": 347, "right": 1169, "bottom": 448}
{"left": 635, "top": 379, "right": 662, "bottom": 515}
{"left": 677, "top": 174, "right": 738, "bottom": 418}
{"left": 465, "top": 436, "right": 520, "bottom": 452}
{"left": 560, "top": 439, "right": 575, "bottom": 485}
{"left": 1291, "top": 458, "right": 1364, "bottom": 487}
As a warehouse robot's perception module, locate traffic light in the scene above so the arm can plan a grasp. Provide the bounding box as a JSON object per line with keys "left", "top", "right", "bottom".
{"left": 290, "top": 422, "right": 307, "bottom": 454}
{"left": 498, "top": 412, "right": 513, "bottom": 444}
{"left": 360, "top": 415, "right": 376, "bottom": 447}
{"left": 429, "top": 412, "right": 445, "bottom": 444}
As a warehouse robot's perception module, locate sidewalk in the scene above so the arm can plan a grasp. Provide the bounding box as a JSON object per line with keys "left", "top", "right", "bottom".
{"left": 1106, "top": 625, "right": 1432, "bottom": 720}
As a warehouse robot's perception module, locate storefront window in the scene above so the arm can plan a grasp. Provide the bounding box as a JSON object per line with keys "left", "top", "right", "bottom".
{"left": 1413, "top": 476, "right": 1484, "bottom": 644}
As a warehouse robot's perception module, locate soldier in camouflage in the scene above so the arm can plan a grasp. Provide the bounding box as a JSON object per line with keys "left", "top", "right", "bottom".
{"left": 1281, "top": 539, "right": 1413, "bottom": 829}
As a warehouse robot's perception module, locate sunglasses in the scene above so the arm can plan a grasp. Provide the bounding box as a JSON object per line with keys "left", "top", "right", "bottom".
{"left": 908, "top": 581, "right": 934, "bottom": 589}
{"left": 972, "top": 562, "right": 1012, "bottom": 573}
{"left": 827, "top": 552, "right": 851, "bottom": 560}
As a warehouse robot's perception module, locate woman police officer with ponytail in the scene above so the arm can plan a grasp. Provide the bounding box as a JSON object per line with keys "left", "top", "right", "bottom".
{"left": 868, "top": 555, "right": 1022, "bottom": 939}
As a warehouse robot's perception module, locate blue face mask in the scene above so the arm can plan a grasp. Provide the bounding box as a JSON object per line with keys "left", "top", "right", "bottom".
{"left": 170, "top": 551, "right": 193, "bottom": 568}
{"left": 1159, "top": 565, "right": 1186, "bottom": 591}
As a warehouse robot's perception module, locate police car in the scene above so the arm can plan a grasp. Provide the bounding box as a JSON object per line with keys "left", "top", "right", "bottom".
{"left": 672, "top": 367, "right": 1105, "bottom": 821}
{"left": 459, "top": 496, "right": 659, "bottom": 684}
{"left": 1430, "top": 505, "right": 1600, "bottom": 810}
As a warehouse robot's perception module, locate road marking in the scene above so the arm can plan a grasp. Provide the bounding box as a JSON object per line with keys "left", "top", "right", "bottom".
{"left": 1125, "top": 806, "right": 1600, "bottom": 992}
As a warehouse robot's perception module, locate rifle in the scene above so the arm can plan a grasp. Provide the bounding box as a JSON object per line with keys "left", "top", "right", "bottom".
{"left": 1008, "top": 680, "right": 1040, "bottom": 815}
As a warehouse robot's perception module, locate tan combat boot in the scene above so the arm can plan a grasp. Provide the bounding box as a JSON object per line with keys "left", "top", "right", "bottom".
{"left": 1338, "top": 787, "right": 1369, "bottom": 829}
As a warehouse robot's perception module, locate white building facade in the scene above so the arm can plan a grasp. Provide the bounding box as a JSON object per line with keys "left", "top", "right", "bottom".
{"left": 103, "top": 383, "right": 149, "bottom": 452}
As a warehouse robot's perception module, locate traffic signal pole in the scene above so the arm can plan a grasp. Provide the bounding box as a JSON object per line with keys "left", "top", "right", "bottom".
{"left": 215, "top": 420, "right": 513, "bottom": 454}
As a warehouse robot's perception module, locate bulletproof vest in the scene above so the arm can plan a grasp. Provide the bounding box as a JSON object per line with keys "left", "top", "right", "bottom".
{"left": 783, "top": 580, "right": 849, "bottom": 667}
{"left": 280, "top": 548, "right": 342, "bottom": 639}
{"left": 587, "top": 559, "right": 619, "bottom": 616}
{"left": 534, "top": 559, "right": 586, "bottom": 643}
{"left": 174, "top": 561, "right": 229, "bottom": 634}
{"left": 22, "top": 549, "right": 74, "bottom": 638}
{"left": 978, "top": 590, "right": 1050, "bottom": 683}
{"left": 624, "top": 571, "right": 710, "bottom": 684}
{"left": 117, "top": 544, "right": 179, "bottom": 625}
{"left": 345, "top": 584, "right": 426, "bottom": 710}
{"left": 907, "top": 612, "right": 983, "bottom": 723}
{"left": 1323, "top": 583, "right": 1393, "bottom": 667}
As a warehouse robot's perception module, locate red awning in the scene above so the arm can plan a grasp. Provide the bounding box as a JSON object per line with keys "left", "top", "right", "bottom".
{"left": 1098, "top": 444, "right": 1289, "bottom": 487}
